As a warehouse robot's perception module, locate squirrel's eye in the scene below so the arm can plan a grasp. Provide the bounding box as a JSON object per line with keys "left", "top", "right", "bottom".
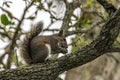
{"left": 57, "top": 42, "right": 64, "bottom": 48}
{"left": 57, "top": 42, "right": 61, "bottom": 47}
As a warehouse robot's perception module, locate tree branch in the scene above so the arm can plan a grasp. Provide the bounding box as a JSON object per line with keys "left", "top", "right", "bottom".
{"left": 62, "top": 1, "right": 81, "bottom": 37}
{"left": 106, "top": 46, "right": 120, "bottom": 53}
{"left": 96, "top": 0, "right": 117, "bottom": 16}
{"left": 5, "top": 1, "right": 34, "bottom": 69}
{"left": 65, "top": 20, "right": 104, "bottom": 37}
{"left": 0, "top": 7, "right": 20, "bottom": 21}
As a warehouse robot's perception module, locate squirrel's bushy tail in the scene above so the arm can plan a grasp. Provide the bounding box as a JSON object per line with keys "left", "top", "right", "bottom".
{"left": 21, "top": 22, "right": 43, "bottom": 65}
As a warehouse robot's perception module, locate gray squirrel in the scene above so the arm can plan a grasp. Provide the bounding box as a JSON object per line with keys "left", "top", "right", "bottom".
{"left": 21, "top": 22, "right": 68, "bottom": 65}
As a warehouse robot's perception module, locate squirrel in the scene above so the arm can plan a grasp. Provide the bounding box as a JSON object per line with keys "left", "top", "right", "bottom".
{"left": 21, "top": 22, "right": 68, "bottom": 65}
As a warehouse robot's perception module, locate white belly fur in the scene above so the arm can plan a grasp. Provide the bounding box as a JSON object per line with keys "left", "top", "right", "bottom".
{"left": 45, "top": 44, "right": 51, "bottom": 60}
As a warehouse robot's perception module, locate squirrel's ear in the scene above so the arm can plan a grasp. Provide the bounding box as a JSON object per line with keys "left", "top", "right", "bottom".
{"left": 58, "top": 30, "right": 63, "bottom": 36}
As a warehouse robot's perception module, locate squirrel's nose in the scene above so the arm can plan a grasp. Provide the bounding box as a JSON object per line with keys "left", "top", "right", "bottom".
{"left": 62, "top": 48, "right": 68, "bottom": 54}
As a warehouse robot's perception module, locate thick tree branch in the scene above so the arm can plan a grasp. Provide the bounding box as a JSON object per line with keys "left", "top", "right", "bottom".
{"left": 106, "top": 46, "right": 120, "bottom": 53}
{"left": 0, "top": 5, "right": 120, "bottom": 80}
{"left": 96, "top": 0, "right": 117, "bottom": 16}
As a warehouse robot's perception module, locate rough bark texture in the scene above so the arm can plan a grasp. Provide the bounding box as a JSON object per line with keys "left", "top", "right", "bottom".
{"left": 0, "top": 8, "right": 120, "bottom": 79}
{"left": 97, "top": 0, "right": 116, "bottom": 16}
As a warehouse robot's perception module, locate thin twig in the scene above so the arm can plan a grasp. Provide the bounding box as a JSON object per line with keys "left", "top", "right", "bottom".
{"left": 0, "top": 7, "right": 20, "bottom": 21}
{"left": 5, "top": 1, "right": 34, "bottom": 69}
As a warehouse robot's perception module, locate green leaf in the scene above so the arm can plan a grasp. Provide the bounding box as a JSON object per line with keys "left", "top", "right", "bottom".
{"left": 48, "top": 2, "right": 53, "bottom": 7}
{"left": 1, "top": 14, "right": 10, "bottom": 25}
{"left": 7, "top": 11, "right": 13, "bottom": 19}
{"left": 1, "top": 14, "right": 14, "bottom": 25}
{"left": 27, "top": 16, "right": 35, "bottom": 20}
{"left": 37, "top": 5, "right": 44, "bottom": 10}
{"left": 33, "top": 0, "right": 41, "bottom": 2}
